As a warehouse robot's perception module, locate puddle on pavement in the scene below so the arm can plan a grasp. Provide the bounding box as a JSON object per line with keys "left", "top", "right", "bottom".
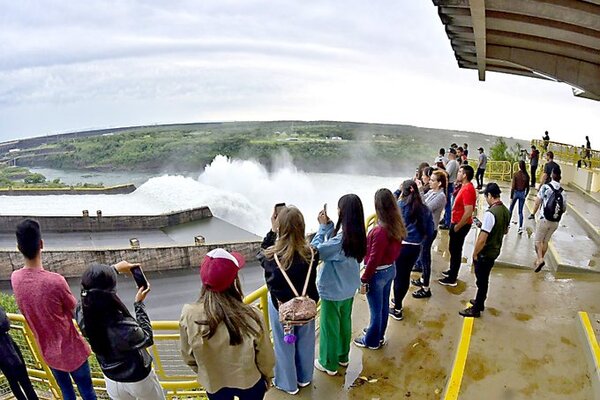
{"left": 560, "top": 336, "right": 576, "bottom": 346}
{"left": 444, "top": 280, "right": 467, "bottom": 295}
{"left": 512, "top": 312, "right": 532, "bottom": 321}
{"left": 487, "top": 307, "right": 501, "bottom": 317}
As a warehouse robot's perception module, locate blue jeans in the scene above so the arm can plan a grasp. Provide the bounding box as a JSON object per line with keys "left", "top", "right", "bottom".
{"left": 415, "top": 231, "right": 437, "bottom": 287}
{"left": 50, "top": 360, "right": 96, "bottom": 400}
{"left": 444, "top": 182, "right": 454, "bottom": 226}
{"left": 267, "top": 295, "right": 315, "bottom": 392}
{"left": 509, "top": 190, "right": 526, "bottom": 228}
{"left": 364, "top": 265, "right": 395, "bottom": 348}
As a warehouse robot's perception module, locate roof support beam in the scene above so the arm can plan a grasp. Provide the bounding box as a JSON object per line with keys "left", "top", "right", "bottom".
{"left": 469, "top": 0, "right": 487, "bottom": 80}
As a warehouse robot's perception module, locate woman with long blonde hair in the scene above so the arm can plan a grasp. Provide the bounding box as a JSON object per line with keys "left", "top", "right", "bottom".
{"left": 258, "top": 206, "right": 320, "bottom": 395}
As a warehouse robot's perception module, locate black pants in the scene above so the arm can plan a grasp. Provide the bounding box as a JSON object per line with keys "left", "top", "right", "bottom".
{"left": 530, "top": 164, "right": 537, "bottom": 187}
{"left": 207, "top": 378, "right": 267, "bottom": 400}
{"left": 473, "top": 256, "right": 496, "bottom": 311}
{"left": 392, "top": 243, "right": 421, "bottom": 309}
{"left": 448, "top": 224, "right": 472, "bottom": 281}
{"left": 476, "top": 168, "right": 485, "bottom": 188}
{"left": 0, "top": 344, "right": 39, "bottom": 400}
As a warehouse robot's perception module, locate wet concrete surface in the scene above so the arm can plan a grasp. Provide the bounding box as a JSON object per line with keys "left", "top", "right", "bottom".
{"left": 0, "top": 217, "right": 261, "bottom": 250}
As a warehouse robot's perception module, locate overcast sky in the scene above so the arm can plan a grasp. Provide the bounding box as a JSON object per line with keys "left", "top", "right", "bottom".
{"left": 0, "top": 0, "right": 598, "bottom": 146}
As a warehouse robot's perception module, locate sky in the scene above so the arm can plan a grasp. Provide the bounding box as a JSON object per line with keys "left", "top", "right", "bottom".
{"left": 0, "top": 0, "right": 598, "bottom": 146}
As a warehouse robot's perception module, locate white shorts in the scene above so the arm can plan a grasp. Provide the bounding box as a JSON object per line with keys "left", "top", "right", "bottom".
{"left": 104, "top": 370, "right": 166, "bottom": 400}
{"left": 534, "top": 219, "right": 559, "bottom": 245}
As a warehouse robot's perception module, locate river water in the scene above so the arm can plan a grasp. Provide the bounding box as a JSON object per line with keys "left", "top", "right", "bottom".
{"left": 17, "top": 155, "right": 406, "bottom": 234}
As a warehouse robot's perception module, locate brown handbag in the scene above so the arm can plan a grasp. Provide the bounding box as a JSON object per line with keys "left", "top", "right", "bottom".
{"left": 275, "top": 247, "right": 317, "bottom": 328}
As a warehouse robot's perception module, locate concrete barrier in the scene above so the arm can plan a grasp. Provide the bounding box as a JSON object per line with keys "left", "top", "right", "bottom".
{"left": 0, "top": 207, "right": 213, "bottom": 233}
{"left": 0, "top": 184, "right": 136, "bottom": 196}
{"left": 0, "top": 240, "right": 261, "bottom": 280}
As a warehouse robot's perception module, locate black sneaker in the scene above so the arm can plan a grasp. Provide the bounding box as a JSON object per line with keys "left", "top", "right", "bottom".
{"left": 411, "top": 278, "right": 424, "bottom": 287}
{"left": 459, "top": 307, "right": 481, "bottom": 318}
{"left": 412, "top": 265, "right": 423, "bottom": 272}
{"left": 469, "top": 299, "right": 484, "bottom": 311}
{"left": 361, "top": 328, "right": 387, "bottom": 346}
{"left": 389, "top": 307, "right": 403, "bottom": 321}
{"left": 438, "top": 276, "right": 457, "bottom": 287}
{"left": 527, "top": 214, "right": 535, "bottom": 220}
{"left": 441, "top": 269, "right": 451, "bottom": 277}
{"left": 439, "top": 224, "right": 450, "bottom": 230}
{"left": 412, "top": 288, "right": 431, "bottom": 299}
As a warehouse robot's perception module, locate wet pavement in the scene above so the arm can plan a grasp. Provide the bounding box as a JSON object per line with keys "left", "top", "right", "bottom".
{"left": 0, "top": 216, "right": 261, "bottom": 250}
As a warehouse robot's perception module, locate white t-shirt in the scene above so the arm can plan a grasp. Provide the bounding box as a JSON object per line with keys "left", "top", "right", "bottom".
{"left": 481, "top": 209, "right": 496, "bottom": 233}
{"left": 537, "top": 181, "right": 567, "bottom": 219}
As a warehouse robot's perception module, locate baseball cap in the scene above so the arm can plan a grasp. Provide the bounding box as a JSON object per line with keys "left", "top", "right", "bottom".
{"left": 448, "top": 148, "right": 457, "bottom": 155}
{"left": 200, "top": 248, "right": 246, "bottom": 292}
{"left": 478, "top": 147, "right": 484, "bottom": 151}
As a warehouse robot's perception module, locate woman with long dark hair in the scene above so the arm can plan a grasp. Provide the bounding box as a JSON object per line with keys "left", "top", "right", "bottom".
{"left": 258, "top": 206, "right": 319, "bottom": 395}
{"left": 509, "top": 160, "right": 530, "bottom": 234}
{"left": 180, "top": 249, "right": 275, "bottom": 400}
{"left": 311, "top": 194, "right": 367, "bottom": 376}
{"left": 353, "top": 189, "right": 405, "bottom": 349}
{"left": 390, "top": 180, "right": 434, "bottom": 320}
{"left": 412, "top": 170, "right": 447, "bottom": 299}
{"left": 77, "top": 262, "right": 165, "bottom": 400}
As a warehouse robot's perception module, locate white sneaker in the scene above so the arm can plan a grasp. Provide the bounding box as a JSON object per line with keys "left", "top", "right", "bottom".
{"left": 274, "top": 385, "right": 299, "bottom": 395}
{"left": 314, "top": 359, "right": 337, "bottom": 376}
{"left": 298, "top": 381, "right": 311, "bottom": 388}
{"left": 338, "top": 361, "right": 349, "bottom": 367}
{"left": 518, "top": 227, "right": 523, "bottom": 235}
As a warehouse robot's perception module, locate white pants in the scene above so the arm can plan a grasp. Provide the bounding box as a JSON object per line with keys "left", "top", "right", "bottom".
{"left": 104, "top": 370, "right": 166, "bottom": 400}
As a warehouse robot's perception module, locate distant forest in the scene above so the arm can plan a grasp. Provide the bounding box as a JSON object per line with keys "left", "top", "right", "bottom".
{"left": 3, "top": 121, "right": 529, "bottom": 176}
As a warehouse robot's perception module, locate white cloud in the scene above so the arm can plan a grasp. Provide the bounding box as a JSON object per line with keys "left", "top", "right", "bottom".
{"left": 0, "top": 0, "right": 598, "bottom": 146}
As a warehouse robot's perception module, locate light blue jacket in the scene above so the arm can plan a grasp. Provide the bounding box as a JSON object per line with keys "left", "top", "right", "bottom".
{"left": 310, "top": 221, "right": 360, "bottom": 301}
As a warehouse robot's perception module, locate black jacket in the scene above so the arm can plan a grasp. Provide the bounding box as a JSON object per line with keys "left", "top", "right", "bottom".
{"left": 0, "top": 306, "right": 26, "bottom": 370}
{"left": 77, "top": 302, "right": 154, "bottom": 382}
{"left": 257, "top": 231, "right": 320, "bottom": 310}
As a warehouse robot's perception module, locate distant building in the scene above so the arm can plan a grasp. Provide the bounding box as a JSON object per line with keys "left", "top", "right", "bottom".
{"left": 331, "top": 136, "right": 342, "bottom": 141}
{"left": 8, "top": 148, "right": 21, "bottom": 153}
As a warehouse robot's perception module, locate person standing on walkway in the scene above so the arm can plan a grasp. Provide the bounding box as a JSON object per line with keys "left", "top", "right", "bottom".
{"left": 412, "top": 170, "right": 447, "bottom": 299}
{"left": 441, "top": 148, "right": 460, "bottom": 229}
{"left": 180, "top": 249, "right": 275, "bottom": 400}
{"left": 476, "top": 147, "right": 487, "bottom": 190}
{"left": 0, "top": 305, "right": 39, "bottom": 400}
{"left": 538, "top": 151, "right": 561, "bottom": 188}
{"left": 77, "top": 262, "right": 165, "bottom": 400}
{"left": 438, "top": 165, "right": 477, "bottom": 287}
{"left": 509, "top": 160, "right": 530, "bottom": 235}
{"left": 258, "top": 206, "right": 319, "bottom": 395}
{"left": 530, "top": 170, "right": 567, "bottom": 273}
{"left": 389, "top": 180, "right": 434, "bottom": 320}
{"left": 353, "top": 189, "right": 405, "bottom": 349}
{"left": 459, "top": 183, "right": 509, "bottom": 318}
{"left": 434, "top": 148, "right": 448, "bottom": 168}
{"left": 585, "top": 136, "right": 592, "bottom": 167}
{"left": 542, "top": 131, "right": 550, "bottom": 151}
{"left": 311, "top": 194, "right": 366, "bottom": 376}
{"left": 529, "top": 145, "right": 540, "bottom": 188}
{"left": 11, "top": 219, "right": 96, "bottom": 400}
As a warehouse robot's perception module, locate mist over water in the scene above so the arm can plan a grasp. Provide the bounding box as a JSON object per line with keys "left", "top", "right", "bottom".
{"left": 5, "top": 156, "right": 402, "bottom": 234}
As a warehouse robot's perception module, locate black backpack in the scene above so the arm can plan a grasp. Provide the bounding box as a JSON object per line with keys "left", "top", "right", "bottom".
{"left": 543, "top": 185, "right": 565, "bottom": 222}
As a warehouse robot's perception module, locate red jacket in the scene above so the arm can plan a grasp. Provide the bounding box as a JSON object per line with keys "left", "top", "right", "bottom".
{"left": 361, "top": 225, "right": 402, "bottom": 282}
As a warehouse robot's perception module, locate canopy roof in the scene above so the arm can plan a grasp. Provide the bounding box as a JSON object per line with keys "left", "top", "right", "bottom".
{"left": 433, "top": 0, "right": 600, "bottom": 100}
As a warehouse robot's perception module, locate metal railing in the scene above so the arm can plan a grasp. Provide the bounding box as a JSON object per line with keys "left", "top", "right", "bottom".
{"left": 1, "top": 285, "right": 270, "bottom": 400}
{"left": 466, "top": 160, "right": 512, "bottom": 181}
{"left": 531, "top": 139, "right": 599, "bottom": 170}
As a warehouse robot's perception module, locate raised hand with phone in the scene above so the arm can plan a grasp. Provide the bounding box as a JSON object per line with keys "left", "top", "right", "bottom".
{"left": 113, "top": 260, "right": 151, "bottom": 302}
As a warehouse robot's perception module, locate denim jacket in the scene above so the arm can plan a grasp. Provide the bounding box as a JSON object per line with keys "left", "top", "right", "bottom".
{"left": 310, "top": 221, "right": 360, "bottom": 301}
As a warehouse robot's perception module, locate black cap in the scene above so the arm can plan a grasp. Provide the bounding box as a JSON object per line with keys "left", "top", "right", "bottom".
{"left": 448, "top": 148, "right": 457, "bottom": 155}
{"left": 483, "top": 182, "right": 501, "bottom": 197}
{"left": 478, "top": 147, "right": 484, "bottom": 151}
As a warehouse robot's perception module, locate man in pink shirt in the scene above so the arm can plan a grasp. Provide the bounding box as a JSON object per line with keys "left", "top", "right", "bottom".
{"left": 11, "top": 219, "right": 97, "bottom": 400}
{"left": 439, "top": 165, "right": 477, "bottom": 287}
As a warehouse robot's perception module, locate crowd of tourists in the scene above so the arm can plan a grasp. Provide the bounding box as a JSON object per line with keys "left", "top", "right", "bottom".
{"left": 0, "top": 140, "right": 567, "bottom": 400}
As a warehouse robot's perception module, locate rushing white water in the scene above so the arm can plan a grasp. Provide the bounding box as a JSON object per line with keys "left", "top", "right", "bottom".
{"left": 6, "top": 156, "right": 403, "bottom": 234}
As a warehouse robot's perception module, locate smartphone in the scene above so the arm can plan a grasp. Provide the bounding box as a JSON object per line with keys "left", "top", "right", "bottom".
{"left": 274, "top": 202, "right": 286, "bottom": 217}
{"left": 323, "top": 203, "right": 327, "bottom": 213}
{"left": 130, "top": 265, "right": 148, "bottom": 289}
{"left": 473, "top": 216, "right": 482, "bottom": 228}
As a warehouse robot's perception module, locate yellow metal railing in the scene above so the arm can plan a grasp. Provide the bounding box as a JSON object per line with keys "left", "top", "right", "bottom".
{"left": 531, "top": 139, "right": 599, "bottom": 170}
{"left": 466, "top": 160, "right": 512, "bottom": 182}
{"left": 1, "top": 285, "right": 269, "bottom": 400}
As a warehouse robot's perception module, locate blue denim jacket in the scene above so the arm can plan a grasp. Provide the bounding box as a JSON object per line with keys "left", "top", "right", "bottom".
{"left": 310, "top": 221, "right": 360, "bottom": 301}
{"left": 397, "top": 199, "right": 434, "bottom": 244}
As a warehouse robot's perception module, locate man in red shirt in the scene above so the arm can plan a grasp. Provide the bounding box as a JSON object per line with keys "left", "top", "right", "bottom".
{"left": 11, "top": 219, "right": 97, "bottom": 400}
{"left": 439, "top": 165, "right": 477, "bottom": 286}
